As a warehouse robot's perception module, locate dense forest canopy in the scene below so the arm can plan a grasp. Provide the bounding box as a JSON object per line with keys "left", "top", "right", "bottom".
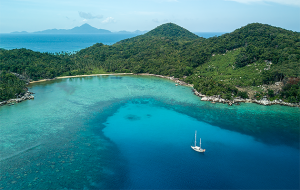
{"left": 0, "top": 49, "right": 74, "bottom": 80}
{"left": 0, "top": 23, "right": 299, "bottom": 103}
{"left": 0, "top": 71, "right": 27, "bottom": 101}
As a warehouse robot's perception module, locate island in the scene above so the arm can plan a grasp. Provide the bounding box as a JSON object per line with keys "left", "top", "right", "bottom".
{"left": 9, "top": 23, "right": 147, "bottom": 35}
{"left": 0, "top": 23, "right": 299, "bottom": 107}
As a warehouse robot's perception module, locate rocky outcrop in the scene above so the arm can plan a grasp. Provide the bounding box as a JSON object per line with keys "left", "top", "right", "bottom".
{"left": 193, "top": 89, "right": 300, "bottom": 107}
{"left": 12, "top": 72, "right": 31, "bottom": 84}
{"left": 0, "top": 91, "right": 34, "bottom": 106}
{"left": 139, "top": 74, "right": 299, "bottom": 107}
{"left": 252, "top": 97, "right": 299, "bottom": 107}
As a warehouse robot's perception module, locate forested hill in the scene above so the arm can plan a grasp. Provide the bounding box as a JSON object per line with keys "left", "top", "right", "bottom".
{"left": 1, "top": 23, "right": 299, "bottom": 103}
{"left": 75, "top": 22, "right": 299, "bottom": 78}
{"left": 142, "top": 23, "right": 200, "bottom": 40}
{"left": 61, "top": 22, "right": 300, "bottom": 103}
{"left": 74, "top": 23, "right": 206, "bottom": 75}
{"left": 117, "top": 23, "right": 201, "bottom": 44}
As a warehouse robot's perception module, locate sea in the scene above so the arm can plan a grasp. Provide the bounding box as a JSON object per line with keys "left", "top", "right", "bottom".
{"left": 0, "top": 34, "right": 299, "bottom": 189}
{"left": 0, "top": 32, "right": 225, "bottom": 53}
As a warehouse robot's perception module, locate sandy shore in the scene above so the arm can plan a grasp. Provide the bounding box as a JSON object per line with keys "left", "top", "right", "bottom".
{"left": 29, "top": 73, "right": 133, "bottom": 84}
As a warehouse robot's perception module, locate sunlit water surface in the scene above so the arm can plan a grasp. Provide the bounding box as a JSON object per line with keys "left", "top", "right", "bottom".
{"left": 0, "top": 75, "right": 299, "bottom": 189}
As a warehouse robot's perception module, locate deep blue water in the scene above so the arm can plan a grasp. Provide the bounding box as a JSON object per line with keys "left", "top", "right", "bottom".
{"left": 103, "top": 100, "right": 299, "bottom": 189}
{"left": 0, "top": 34, "right": 139, "bottom": 53}
{"left": 0, "top": 32, "right": 225, "bottom": 53}
{"left": 0, "top": 75, "right": 299, "bottom": 189}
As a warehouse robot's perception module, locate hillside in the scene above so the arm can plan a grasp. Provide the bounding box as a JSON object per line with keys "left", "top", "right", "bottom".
{"left": 74, "top": 23, "right": 206, "bottom": 76}
{"left": 0, "top": 71, "right": 27, "bottom": 101}
{"left": 74, "top": 23, "right": 300, "bottom": 102}
{"left": 184, "top": 23, "right": 300, "bottom": 101}
{"left": 1, "top": 23, "right": 299, "bottom": 104}
{"left": 0, "top": 48, "right": 75, "bottom": 80}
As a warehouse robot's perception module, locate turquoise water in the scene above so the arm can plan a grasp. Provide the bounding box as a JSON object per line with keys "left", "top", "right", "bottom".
{"left": 0, "top": 75, "right": 299, "bottom": 189}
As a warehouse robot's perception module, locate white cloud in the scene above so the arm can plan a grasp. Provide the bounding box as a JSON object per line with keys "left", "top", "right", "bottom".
{"left": 227, "top": 0, "right": 300, "bottom": 7}
{"left": 102, "top": 17, "right": 116, "bottom": 24}
{"left": 78, "top": 11, "right": 103, "bottom": 19}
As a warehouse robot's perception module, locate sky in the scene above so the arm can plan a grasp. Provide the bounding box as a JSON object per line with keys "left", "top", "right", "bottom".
{"left": 0, "top": 0, "right": 299, "bottom": 33}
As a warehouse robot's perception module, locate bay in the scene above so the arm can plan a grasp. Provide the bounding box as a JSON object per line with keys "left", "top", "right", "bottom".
{"left": 0, "top": 75, "right": 299, "bottom": 189}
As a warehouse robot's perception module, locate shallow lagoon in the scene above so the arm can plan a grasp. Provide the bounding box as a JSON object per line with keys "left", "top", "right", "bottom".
{"left": 0, "top": 75, "right": 299, "bottom": 189}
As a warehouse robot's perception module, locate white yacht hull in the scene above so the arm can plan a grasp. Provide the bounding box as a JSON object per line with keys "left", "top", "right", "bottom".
{"left": 191, "top": 146, "right": 206, "bottom": 153}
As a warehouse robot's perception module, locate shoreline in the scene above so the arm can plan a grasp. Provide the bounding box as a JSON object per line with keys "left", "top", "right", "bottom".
{"left": 0, "top": 91, "right": 34, "bottom": 106}
{"left": 192, "top": 89, "right": 300, "bottom": 107}
{"left": 1, "top": 73, "right": 299, "bottom": 108}
{"left": 0, "top": 73, "right": 133, "bottom": 107}
{"left": 137, "top": 73, "right": 299, "bottom": 107}
{"left": 29, "top": 73, "right": 134, "bottom": 84}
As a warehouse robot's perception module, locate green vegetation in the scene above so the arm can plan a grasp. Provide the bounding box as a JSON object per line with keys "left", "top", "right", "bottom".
{"left": 280, "top": 78, "right": 300, "bottom": 103}
{"left": 139, "top": 23, "right": 200, "bottom": 40}
{"left": 0, "top": 49, "right": 75, "bottom": 80}
{"left": 0, "top": 71, "right": 27, "bottom": 101}
{"left": 0, "top": 23, "right": 299, "bottom": 103}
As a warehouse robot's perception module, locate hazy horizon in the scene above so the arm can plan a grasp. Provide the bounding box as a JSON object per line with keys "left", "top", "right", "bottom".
{"left": 2, "top": 23, "right": 231, "bottom": 34}
{"left": 0, "top": 0, "right": 299, "bottom": 33}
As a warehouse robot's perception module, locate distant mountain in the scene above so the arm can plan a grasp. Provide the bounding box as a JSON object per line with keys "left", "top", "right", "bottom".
{"left": 32, "top": 24, "right": 112, "bottom": 34}
{"left": 10, "top": 24, "right": 148, "bottom": 35}
{"left": 133, "top": 30, "right": 148, "bottom": 35}
{"left": 116, "top": 30, "right": 147, "bottom": 34}
{"left": 114, "top": 30, "right": 147, "bottom": 34}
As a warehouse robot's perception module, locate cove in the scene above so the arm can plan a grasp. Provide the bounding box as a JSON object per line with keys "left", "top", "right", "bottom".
{"left": 0, "top": 75, "right": 299, "bottom": 189}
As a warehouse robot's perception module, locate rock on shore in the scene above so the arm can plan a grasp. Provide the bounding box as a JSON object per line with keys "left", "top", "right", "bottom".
{"left": 193, "top": 89, "right": 299, "bottom": 107}
{"left": 139, "top": 73, "right": 299, "bottom": 107}
{"left": 0, "top": 91, "right": 34, "bottom": 106}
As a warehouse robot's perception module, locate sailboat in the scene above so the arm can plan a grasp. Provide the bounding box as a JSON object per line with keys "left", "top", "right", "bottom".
{"left": 191, "top": 131, "right": 206, "bottom": 152}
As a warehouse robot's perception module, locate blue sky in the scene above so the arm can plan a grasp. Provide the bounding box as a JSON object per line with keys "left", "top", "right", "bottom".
{"left": 0, "top": 0, "right": 299, "bottom": 33}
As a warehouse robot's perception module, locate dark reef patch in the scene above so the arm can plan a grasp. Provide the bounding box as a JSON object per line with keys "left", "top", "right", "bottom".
{"left": 125, "top": 114, "right": 141, "bottom": 121}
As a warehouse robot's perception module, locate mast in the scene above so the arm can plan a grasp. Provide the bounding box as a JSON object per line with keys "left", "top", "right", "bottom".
{"left": 194, "top": 131, "right": 197, "bottom": 147}
{"left": 200, "top": 138, "right": 201, "bottom": 148}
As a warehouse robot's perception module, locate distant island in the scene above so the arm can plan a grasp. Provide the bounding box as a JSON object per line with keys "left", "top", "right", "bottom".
{"left": 10, "top": 23, "right": 147, "bottom": 35}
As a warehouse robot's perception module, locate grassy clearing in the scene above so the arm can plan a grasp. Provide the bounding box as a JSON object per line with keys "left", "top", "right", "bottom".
{"left": 194, "top": 48, "right": 268, "bottom": 87}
